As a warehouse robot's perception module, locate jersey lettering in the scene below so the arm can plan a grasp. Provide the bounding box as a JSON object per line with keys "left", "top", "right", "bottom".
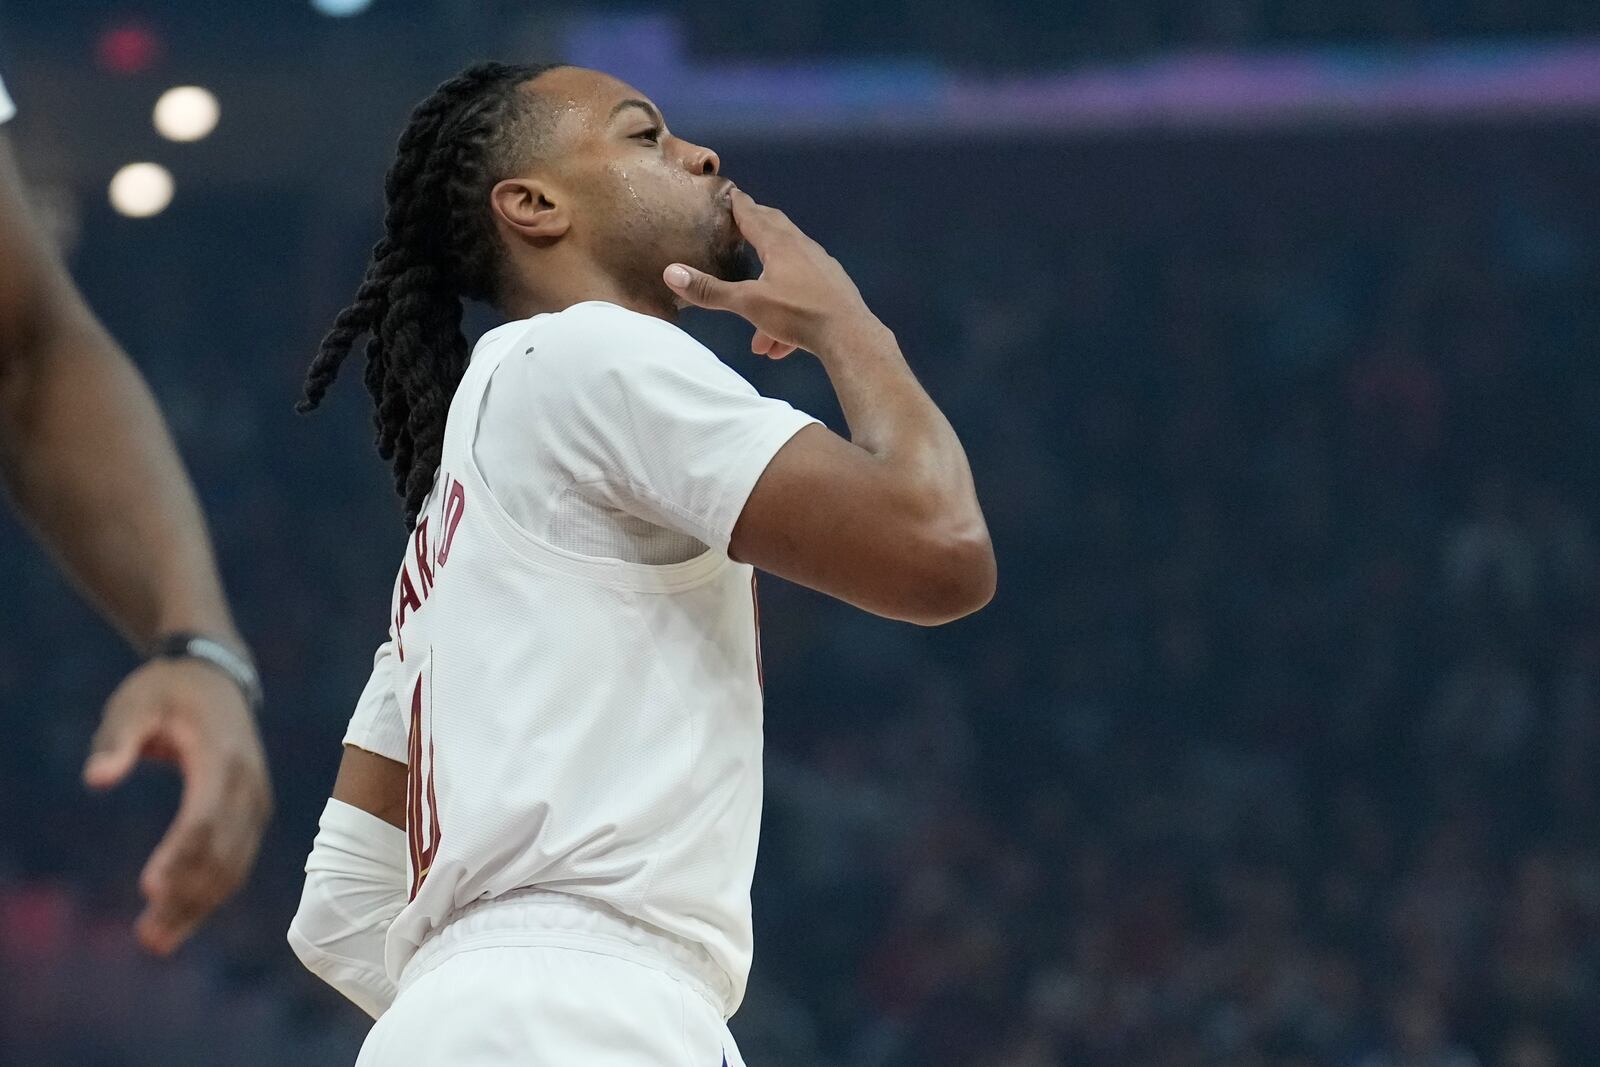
{"left": 396, "top": 567, "right": 422, "bottom": 631}
{"left": 406, "top": 665, "right": 442, "bottom": 899}
{"left": 438, "top": 477, "right": 467, "bottom": 565}
{"left": 413, "top": 516, "right": 435, "bottom": 596}
{"left": 393, "top": 473, "right": 468, "bottom": 661}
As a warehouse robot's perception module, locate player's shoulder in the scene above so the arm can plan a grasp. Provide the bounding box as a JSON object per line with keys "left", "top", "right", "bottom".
{"left": 545, "top": 300, "right": 709, "bottom": 367}
{"left": 492, "top": 300, "right": 722, "bottom": 387}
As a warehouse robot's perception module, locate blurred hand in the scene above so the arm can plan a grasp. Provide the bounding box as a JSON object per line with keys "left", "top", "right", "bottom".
{"left": 664, "top": 188, "right": 882, "bottom": 361}
{"left": 83, "top": 657, "right": 272, "bottom": 955}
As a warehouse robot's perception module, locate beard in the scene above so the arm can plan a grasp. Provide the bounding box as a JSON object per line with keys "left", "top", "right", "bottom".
{"left": 710, "top": 236, "right": 760, "bottom": 284}
{"left": 698, "top": 194, "right": 758, "bottom": 283}
{"left": 602, "top": 182, "right": 758, "bottom": 300}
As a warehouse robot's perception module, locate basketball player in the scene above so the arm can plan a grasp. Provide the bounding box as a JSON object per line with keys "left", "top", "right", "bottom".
{"left": 0, "top": 73, "right": 271, "bottom": 954}
{"left": 287, "top": 62, "right": 993, "bottom": 1063}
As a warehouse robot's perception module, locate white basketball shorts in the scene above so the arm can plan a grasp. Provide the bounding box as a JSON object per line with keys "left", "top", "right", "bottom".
{"left": 355, "top": 889, "right": 747, "bottom": 1067}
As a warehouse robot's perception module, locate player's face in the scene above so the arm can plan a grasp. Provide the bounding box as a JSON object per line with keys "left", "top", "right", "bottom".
{"left": 526, "top": 67, "right": 751, "bottom": 290}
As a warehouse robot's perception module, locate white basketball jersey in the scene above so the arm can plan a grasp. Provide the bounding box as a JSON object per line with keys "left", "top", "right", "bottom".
{"left": 342, "top": 301, "right": 818, "bottom": 1017}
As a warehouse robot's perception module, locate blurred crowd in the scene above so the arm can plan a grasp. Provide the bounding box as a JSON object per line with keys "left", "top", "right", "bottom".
{"left": 1, "top": 93, "right": 1598, "bottom": 1067}
{"left": 675, "top": 0, "right": 1600, "bottom": 65}
{"left": 730, "top": 127, "right": 1600, "bottom": 1066}
{"left": 11, "top": 0, "right": 1600, "bottom": 69}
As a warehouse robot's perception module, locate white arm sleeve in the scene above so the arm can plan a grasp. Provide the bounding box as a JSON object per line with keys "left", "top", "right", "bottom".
{"left": 479, "top": 303, "right": 820, "bottom": 552}
{"left": 287, "top": 798, "right": 408, "bottom": 1019}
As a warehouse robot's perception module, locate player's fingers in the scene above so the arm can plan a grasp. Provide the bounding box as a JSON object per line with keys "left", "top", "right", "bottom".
{"left": 136, "top": 899, "right": 194, "bottom": 956}
{"left": 767, "top": 342, "right": 799, "bottom": 360}
{"left": 752, "top": 330, "right": 777, "bottom": 356}
{"left": 728, "top": 189, "right": 795, "bottom": 248}
{"left": 84, "top": 688, "right": 156, "bottom": 790}
{"left": 138, "top": 800, "right": 229, "bottom": 955}
{"left": 139, "top": 811, "right": 263, "bottom": 955}
{"left": 664, "top": 263, "right": 756, "bottom": 315}
{"left": 137, "top": 816, "right": 246, "bottom": 955}
{"left": 136, "top": 734, "right": 256, "bottom": 954}
{"left": 137, "top": 884, "right": 215, "bottom": 956}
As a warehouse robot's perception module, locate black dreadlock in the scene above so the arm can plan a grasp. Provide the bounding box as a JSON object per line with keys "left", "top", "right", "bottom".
{"left": 298, "top": 61, "right": 561, "bottom": 528}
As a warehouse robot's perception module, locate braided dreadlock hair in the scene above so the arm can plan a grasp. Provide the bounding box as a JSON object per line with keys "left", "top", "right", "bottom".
{"left": 298, "top": 61, "right": 561, "bottom": 527}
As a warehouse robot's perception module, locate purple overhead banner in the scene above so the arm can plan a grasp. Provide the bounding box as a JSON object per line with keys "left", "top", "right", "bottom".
{"left": 561, "top": 17, "right": 1600, "bottom": 136}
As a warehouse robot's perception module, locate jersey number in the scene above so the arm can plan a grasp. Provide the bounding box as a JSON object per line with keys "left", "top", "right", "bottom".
{"left": 406, "top": 666, "right": 442, "bottom": 899}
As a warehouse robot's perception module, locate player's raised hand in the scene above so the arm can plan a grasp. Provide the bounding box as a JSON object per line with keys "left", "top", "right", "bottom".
{"left": 83, "top": 658, "right": 272, "bottom": 955}
{"left": 664, "top": 189, "right": 882, "bottom": 360}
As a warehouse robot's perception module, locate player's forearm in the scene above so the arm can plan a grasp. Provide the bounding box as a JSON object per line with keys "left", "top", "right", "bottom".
{"left": 814, "top": 317, "right": 987, "bottom": 540}
{"left": 290, "top": 795, "right": 407, "bottom": 1019}
{"left": 0, "top": 306, "right": 239, "bottom": 649}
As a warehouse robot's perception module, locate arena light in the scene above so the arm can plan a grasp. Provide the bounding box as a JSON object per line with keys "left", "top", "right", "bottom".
{"left": 153, "top": 86, "right": 220, "bottom": 143}
{"left": 96, "top": 23, "right": 163, "bottom": 75}
{"left": 311, "top": 0, "right": 374, "bottom": 16}
{"left": 109, "top": 163, "right": 175, "bottom": 218}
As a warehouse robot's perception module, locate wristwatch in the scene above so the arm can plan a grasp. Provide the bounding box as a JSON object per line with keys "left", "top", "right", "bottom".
{"left": 151, "top": 631, "right": 265, "bottom": 714}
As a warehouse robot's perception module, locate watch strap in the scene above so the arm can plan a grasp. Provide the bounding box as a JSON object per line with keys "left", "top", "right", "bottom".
{"left": 151, "top": 632, "right": 264, "bottom": 713}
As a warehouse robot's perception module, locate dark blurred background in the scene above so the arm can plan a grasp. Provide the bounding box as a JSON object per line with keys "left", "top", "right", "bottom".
{"left": 2, "top": 3, "right": 1598, "bottom": 1065}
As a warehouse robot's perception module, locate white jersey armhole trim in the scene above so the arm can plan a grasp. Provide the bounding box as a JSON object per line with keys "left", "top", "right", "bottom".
{"left": 458, "top": 354, "right": 733, "bottom": 594}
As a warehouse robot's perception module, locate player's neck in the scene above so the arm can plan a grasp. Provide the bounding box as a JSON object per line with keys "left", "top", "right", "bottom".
{"left": 503, "top": 259, "right": 678, "bottom": 324}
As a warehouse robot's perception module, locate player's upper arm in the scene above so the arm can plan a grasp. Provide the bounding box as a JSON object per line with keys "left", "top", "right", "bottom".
{"left": 0, "top": 131, "right": 78, "bottom": 372}
{"left": 332, "top": 745, "right": 407, "bottom": 831}
{"left": 508, "top": 305, "right": 990, "bottom": 624}
{"left": 336, "top": 638, "right": 408, "bottom": 829}
{"left": 729, "top": 423, "right": 995, "bottom": 626}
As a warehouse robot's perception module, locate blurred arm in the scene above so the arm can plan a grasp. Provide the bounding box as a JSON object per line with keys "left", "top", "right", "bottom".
{"left": 0, "top": 129, "right": 271, "bottom": 955}
{"left": 0, "top": 130, "right": 238, "bottom": 648}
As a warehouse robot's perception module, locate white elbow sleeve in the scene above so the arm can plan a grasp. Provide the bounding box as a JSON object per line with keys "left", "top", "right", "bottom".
{"left": 288, "top": 798, "right": 408, "bottom": 1019}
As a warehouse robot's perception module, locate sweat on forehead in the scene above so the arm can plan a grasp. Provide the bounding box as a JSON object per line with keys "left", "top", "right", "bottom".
{"left": 522, "top": 67, "right": 656, "bottom": 136}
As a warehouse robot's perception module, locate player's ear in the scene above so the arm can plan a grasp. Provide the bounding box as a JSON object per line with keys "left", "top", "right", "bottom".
{"left": 492, "top": 178, "right": 568, "bottom": 241}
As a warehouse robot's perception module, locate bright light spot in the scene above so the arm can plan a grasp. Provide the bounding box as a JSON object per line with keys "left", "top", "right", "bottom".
{"left": 153, "top": 86, "right": 220, "bottom": 142}
{"left": 109, "top": 163, "right": 175, "bottom": 218}
{"left": 311, "top": 0, "right": 374, "bottom": 16}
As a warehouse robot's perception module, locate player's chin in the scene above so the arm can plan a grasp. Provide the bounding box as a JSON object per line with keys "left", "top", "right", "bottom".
{"left": 709, "top": 236, "right": 759, "bottom": 284}
{"left": 700, "top": 203, "right": 750, "bottom": 274}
